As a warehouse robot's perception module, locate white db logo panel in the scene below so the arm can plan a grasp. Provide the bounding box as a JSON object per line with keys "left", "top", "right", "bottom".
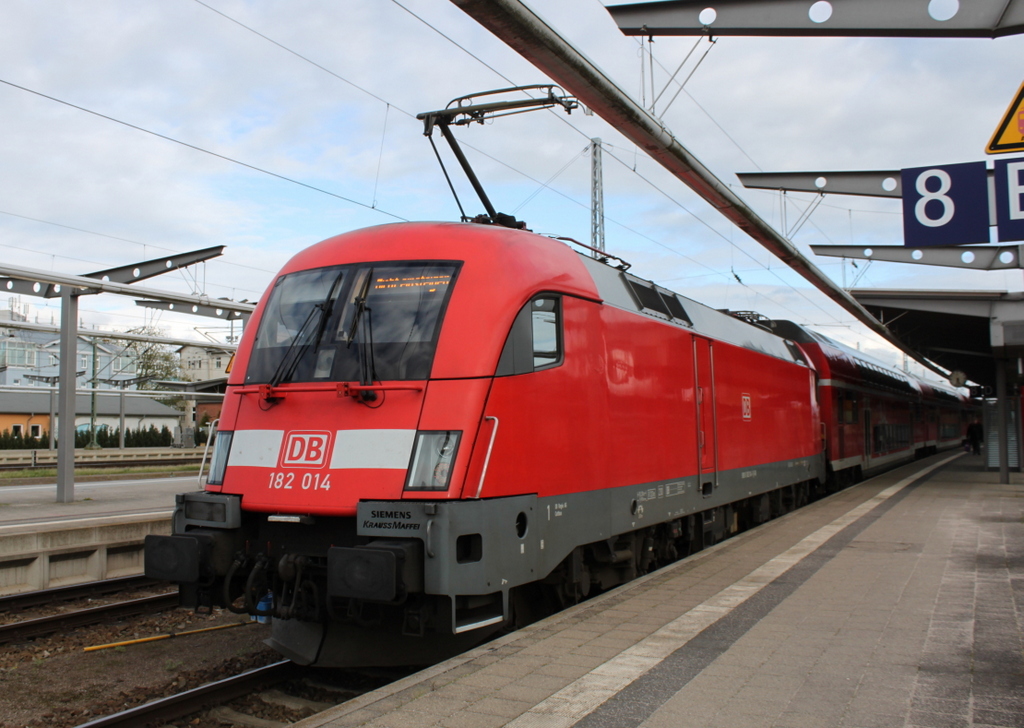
{"left": 281, "top": 431, "right": 332, "bottom": 468}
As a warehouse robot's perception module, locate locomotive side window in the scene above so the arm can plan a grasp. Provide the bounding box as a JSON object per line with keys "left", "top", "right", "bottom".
{"left": 532, "top": 298, "right": 560, "bottom": 368}
{"left": 496, "top": 295, "right": 563, "bottom": 376}
{"left": 246, "top": 261, "right": 460, "bottom": 384}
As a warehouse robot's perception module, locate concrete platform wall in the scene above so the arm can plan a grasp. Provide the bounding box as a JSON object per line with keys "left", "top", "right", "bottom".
{"left": 0, "top": 517, "right": 170, "bottom": 594}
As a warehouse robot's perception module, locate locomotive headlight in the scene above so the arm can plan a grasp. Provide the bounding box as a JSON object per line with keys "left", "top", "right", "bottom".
{"left": 405, "top": 431, "right": 461, "bottom": 491}
{"left": 206, "top": 431, "right": 233, "bottom": 486}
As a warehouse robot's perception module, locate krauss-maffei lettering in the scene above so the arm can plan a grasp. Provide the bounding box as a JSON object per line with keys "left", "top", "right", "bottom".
{"left": 362, "top": 519, "right": 421, "bottom": 530}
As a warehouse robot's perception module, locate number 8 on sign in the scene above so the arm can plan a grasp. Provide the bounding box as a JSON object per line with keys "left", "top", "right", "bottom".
{"left": 914, "top": 169, "right": 954, "bottom": 228}
{"left": 901, "top": 161, "right": 988, "bottom": 247}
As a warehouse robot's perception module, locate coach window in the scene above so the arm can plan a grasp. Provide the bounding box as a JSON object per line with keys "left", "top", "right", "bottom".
{"left": 843, "top": 392, "right": 858, "bottom": 424}
{"left": 496, "top": 295, "right": 562, "bottom": 376}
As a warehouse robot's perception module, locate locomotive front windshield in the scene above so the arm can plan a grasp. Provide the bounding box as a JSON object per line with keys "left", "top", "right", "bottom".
{"left": 246, "top": 261, "right": 459, "bottom": 384}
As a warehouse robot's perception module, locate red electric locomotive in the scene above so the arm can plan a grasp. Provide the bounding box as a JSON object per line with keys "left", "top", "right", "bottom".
{"left": 145, "top": 221, "right": 963, "bottom": 667}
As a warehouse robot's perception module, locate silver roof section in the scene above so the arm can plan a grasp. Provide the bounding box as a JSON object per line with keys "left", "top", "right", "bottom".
{"left": 577, "top": 254, "right": 800, "bottom": 363}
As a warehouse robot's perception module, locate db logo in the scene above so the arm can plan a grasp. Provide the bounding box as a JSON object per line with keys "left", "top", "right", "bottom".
{"left": 281, "top": 431, "right": 332, "bottom": 468}
{"left": 741, "top": 394, "right": 752, "bottom": 421}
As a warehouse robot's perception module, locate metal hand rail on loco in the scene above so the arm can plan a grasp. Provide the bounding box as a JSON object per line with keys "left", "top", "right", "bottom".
{"left": 232, "top": 382, "right": 424, "bottom": 402}
{"left": 197, "top": 418, "right": 220, "bottom": 487}
{"left": 474, "top": 415, "right": 500, "bottom": 498}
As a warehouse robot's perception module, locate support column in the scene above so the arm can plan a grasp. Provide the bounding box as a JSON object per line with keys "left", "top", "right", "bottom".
{"left": 48, "top": 387, "right": 56, "bottom": 451}
{"left": 590, "top": 138, "right": 605, "bottom": 257}
{"left": 87, "top": 337, "right": 100, "bottom": 449}
{"left": 57, "top": 291, "right": 78, "bottom": 503}
{"left": 996, "top": 357, "right": 1009, "bottom": 485}
{"left": 119, "top": 391, "right": 126, "bottom": 449}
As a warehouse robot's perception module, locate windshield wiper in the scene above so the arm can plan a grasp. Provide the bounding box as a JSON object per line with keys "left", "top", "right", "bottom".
{"left": 345, "top": 268, "right": 373, "bottom": 347}
{"left": 267, "top": 303, "right": 326, "bottom": 389}
{"left": 267, "top": 273, "right": 345, "bottom": 391}
{"left": 346, "top": 268, "right": 379, "bottom": 400}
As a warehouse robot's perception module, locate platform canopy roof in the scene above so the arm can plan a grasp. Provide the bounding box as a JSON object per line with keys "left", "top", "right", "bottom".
{"left": 606, "top": 0, "right": 1024, "bottom": 38}
{"left": 849, "top": 289, "right": 1024, "bottom": 390}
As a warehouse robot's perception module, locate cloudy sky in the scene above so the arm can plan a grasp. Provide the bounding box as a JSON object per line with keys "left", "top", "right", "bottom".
{"left": 0, "top": 0, "right": 1021, "bottom": 374}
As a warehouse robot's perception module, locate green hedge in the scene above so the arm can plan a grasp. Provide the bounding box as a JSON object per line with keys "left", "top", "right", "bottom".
{"left": 0, "top": 425, "right": 180, "bottom": 449}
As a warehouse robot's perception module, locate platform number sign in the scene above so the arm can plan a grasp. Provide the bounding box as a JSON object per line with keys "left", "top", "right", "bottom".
{"left": 995, "top": 158, "right": 1024, "bottom": 242}
{"left": 901, "top": 162, "right": 989, "bottom": 247}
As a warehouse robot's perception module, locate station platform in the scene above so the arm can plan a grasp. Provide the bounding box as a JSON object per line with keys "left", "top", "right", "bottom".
{"left": 0, "top": 476, "right": 191, "bottom": 593}
{"left": 293, "top": 452, "right": 1024, "bottom": 728}
{"left": 0, "top": 475, "right": 192, "bottom": 533}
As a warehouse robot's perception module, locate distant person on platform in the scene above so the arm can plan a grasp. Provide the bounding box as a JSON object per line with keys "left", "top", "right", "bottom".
{"left": 966, "top": 419, "right": 983, "bottom": 455}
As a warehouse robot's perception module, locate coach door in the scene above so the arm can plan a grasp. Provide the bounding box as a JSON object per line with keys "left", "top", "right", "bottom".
{"left": 693, "top": 336, "right": 718, "bottom": 493}
{"left": 863, "top": 408, "right": 872, "bottom": 470}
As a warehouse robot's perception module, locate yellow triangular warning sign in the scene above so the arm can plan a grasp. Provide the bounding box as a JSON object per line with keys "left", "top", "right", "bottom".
{"left": 987, "top": 80, "right": 1024, "bottom": 155}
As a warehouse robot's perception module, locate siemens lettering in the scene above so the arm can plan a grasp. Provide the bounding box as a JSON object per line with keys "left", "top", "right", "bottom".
{"left": 370, "top": 510, "right": 412, "bottom": 519}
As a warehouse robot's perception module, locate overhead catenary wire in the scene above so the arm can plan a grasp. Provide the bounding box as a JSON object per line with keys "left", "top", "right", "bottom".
{"left": 643, "top": 40, "right": 902, "bottom": 253}
{"left": 0, "top": 77, "right": 408, "bottom": 223}
{"left": 5, "top": 2, "right": 879, "bottom": 343}
{"left": 372, "top": 104, "right": 392, "bottom": 209}
{"left": 601, "top": 147, "right": 843, "bottom": 324}
{"left": 512, "top": 143, "right": 591, "bottom": 214}
{"left": 389, "top": 0, "right": 519, "bottom": 88}
{"left": 194, "top": 0, "right": 406, "bottom": 113}
{"left": 639, "top": 39, "right": 762, "bottom": 173}
{"left": 389, "top": 4, "right": 851, "bottom": 323}
{"left": 190, "top": 0, "right": 803, "bottom": 309}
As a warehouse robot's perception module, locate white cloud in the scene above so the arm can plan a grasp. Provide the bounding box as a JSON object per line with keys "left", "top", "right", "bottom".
{"left": 0, "top": 0, "right": 1018, "bottom": 355}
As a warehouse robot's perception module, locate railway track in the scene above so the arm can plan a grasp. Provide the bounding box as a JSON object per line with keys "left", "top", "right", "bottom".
{"left": 0, "top": 576, "right": 180, "bottom": 646}
{"left": 0, "top": 592, "right": 180, "bottom": 645}
{"left": 72, "top": 661, "right": 400, "bottom": 728}
{"left": 0, "top": 578, "right": 391, "bottom": 728}
{"left": 0, "top": 575, "right": 162, "bottom": 613}
{"left": 74, "top": 660, "right": 300, "bottom": 728}
{"left": 0, "top": 457, "right": 203, "bottom": 473}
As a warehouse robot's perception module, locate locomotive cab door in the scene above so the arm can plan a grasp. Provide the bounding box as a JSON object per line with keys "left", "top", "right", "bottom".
{"left": 693, "top": 336, "right": 718, "bottom": 494}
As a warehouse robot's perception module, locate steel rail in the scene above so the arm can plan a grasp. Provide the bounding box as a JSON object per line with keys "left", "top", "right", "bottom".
{"left": 0, "top": 592, "right": 179, "bottom": 645}
{"left": 449, "top": 0, "right": 948, "bottom": 379}
{"left": 0, "top": 575, "right": 160, "bottom": 613}
{"left": 73, "top": 660, "right": 297, "bottom": 728}
{"left": 0, "top": 456, "right": 203, "bottom": 473}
